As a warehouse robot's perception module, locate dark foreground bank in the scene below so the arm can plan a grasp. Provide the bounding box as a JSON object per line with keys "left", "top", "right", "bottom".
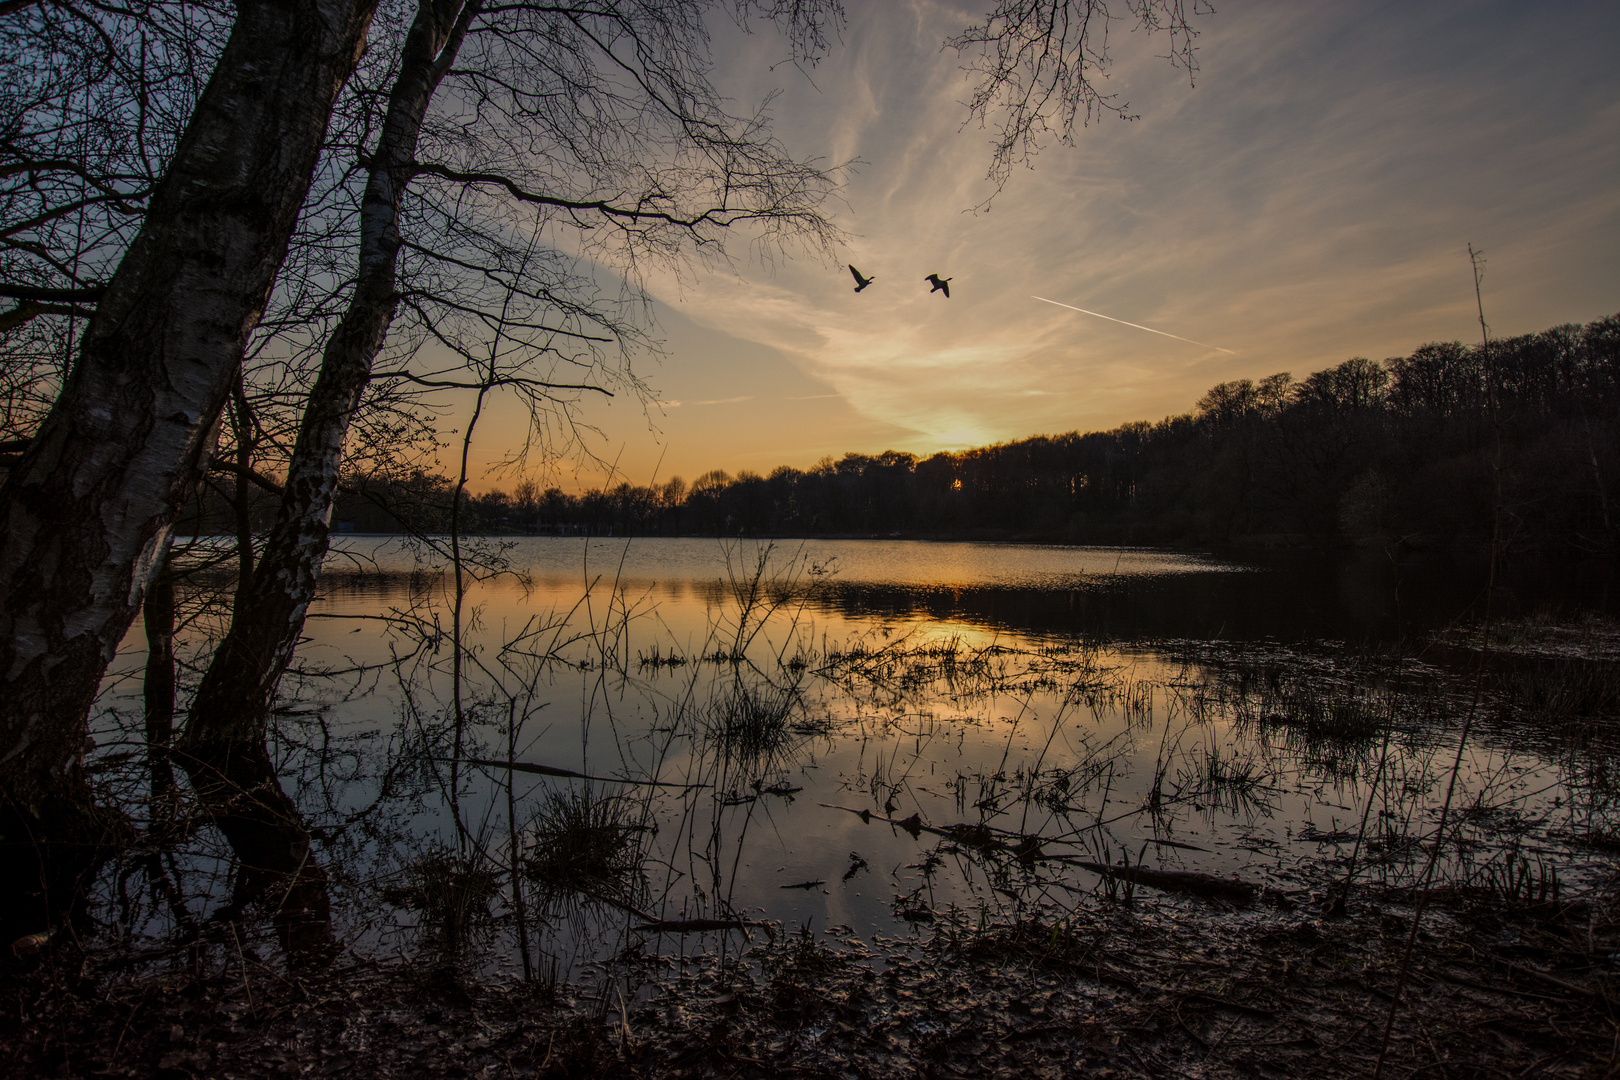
{"left": 5, "top": 872, "right": 1614, "bottom": 1080}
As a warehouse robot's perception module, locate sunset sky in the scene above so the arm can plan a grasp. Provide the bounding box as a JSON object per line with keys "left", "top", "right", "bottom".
{"left": 465, "top": 0, "right": 1619, "bottom": 492}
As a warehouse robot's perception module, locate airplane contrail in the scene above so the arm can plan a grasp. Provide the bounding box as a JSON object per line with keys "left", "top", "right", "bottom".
{"left": 1033, "top": 296, "right": 1236, "bottom": 354}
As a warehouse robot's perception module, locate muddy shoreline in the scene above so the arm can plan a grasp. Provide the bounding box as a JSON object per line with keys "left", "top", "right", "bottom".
{"left": 7, "top": 875, "right": 1614, "bottom": 1079}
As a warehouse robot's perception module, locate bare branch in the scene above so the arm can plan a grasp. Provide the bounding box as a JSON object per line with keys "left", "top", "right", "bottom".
{"left": 947, "top": 0, "right": 1204, "bottom": 194}
{"left": 0, "top": 283, "right": 108, "bottom": 303}
{"left": 411, "top": 161, "right": 752, "bottom": 227}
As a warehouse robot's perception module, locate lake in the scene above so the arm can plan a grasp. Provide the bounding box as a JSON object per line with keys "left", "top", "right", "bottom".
{"left": 95, "top": 536, "right": 1615, "bottom": 976}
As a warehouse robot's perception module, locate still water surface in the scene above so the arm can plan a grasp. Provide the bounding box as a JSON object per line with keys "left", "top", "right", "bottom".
{"left": 102, "top": 538, "right": 1609, "bottom": 970}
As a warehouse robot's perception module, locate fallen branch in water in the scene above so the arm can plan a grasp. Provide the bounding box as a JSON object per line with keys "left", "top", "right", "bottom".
{"left": 820, "top": 804, "right": 1209, "bottom": 856}
{"left": 1072, "top": 862, "right": 1257, "bottom": 906}
{"left": 458, "top": 759, "right": 708, "bottom": 789}
{"left": 633, "top": 918, "right": 766, "bottom": 934}
{"left": 820, "top": 804, "right": 1006, "bottom": 847}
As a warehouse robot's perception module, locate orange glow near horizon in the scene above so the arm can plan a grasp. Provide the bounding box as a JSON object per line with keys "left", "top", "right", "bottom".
{"left": 433, "top": 3, "right": 1615, "bottom": 496}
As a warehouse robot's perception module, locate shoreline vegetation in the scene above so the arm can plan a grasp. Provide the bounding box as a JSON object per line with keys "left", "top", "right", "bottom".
{"left": 8, "top": 867, "right": 1615, "bottom": 1077}
{"left": 182, "top": 313, "right": 1620, "bottom": 556}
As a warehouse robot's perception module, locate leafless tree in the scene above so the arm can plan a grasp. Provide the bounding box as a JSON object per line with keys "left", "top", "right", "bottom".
{"left": 175, "top": 0, "right": 846, "bottom": 961}
{"left": 0, "top": 0, "right": 378, "bottom": 941}
{"left": 0, "top": 0, "right": 1210, "bottom": 947}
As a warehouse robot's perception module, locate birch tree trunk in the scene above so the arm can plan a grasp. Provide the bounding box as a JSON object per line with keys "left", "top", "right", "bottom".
{"left": 178, "top": 0, "right": 480, "bottom": 964}
{"left": 0, "top": 0, "right": 376, "bottom": 942}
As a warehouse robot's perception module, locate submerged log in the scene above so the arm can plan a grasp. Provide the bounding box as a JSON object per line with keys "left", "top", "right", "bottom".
{"left": 634, "top": 918, "right": 764, "bottom": 933}
{"left": 1073, "top": 861, "right": 1258, "bottom": 906}
{"left": 460, "top": 758, "right": 707, "bottom": 789}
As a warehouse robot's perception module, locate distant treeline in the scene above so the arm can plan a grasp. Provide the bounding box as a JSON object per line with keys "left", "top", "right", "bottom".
{"left": 192, "top": 313, "right": 1620, "bottom": 552}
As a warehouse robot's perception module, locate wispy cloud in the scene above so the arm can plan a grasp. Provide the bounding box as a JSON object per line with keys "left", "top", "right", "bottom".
{"left": 625, "top": 0, "right": 1619, "bottom": 470}
{"left": 658, "top": 395, "right": 755, "bottom": 409}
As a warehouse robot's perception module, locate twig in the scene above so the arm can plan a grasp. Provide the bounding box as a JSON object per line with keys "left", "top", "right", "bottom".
{"left": 229, "top": 922, "right": 255, "bottom": 1010}
{"left": 1511, "top": 1051, "right": 1563, "bottom": 1078}
{"left": 1483, "top": 954, "right": 1600, "bottom": 999}
{"left": 110, "top": 986, "right": 151, "bottom": 1061}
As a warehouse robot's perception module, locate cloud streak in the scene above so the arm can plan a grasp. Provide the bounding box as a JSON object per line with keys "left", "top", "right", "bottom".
{"left": 659, "top": 396, "right": 754, "bottom": 408}
{"left": 1032, "top": 297, "right": 1236, "bottom": 354}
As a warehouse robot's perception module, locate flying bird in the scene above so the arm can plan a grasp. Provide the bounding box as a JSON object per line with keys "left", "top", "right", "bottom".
{"left": 925, "top": 274, "right": 951, "bottom": 298}
{"left": 848, "top": 265, "right": 874, "bottom": 292}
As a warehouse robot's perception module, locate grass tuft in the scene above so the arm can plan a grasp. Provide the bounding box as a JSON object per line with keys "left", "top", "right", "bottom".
{"left": 524, "top": 787, "right": 648, "bottom": 910}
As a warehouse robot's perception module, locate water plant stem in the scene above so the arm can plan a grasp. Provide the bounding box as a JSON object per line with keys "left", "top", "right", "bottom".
{"left": 1373, "top": 244, "right": 1503, "bottom": 1078}
{"left": 505, "top": 697, "right": 532, "bottom": 980}
{"left": 448, "top": 373, "right": 488, "bottom": 845}
{"left": 1328, "top": 708, "right": 1394, "bottom": 917}
{"left": 447, "top": 229, "right": 535, "bottom": 846}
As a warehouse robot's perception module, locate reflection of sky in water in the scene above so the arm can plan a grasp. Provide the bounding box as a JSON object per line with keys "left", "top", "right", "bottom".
{"left": 106, "top": 538, "right": 1596, "bottom": 968}
{"left": 326, "top": 536, "right": 1243, "bottom": 589}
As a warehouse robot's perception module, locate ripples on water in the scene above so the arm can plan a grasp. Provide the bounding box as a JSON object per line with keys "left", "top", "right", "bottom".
{"left": 94, "top": 537, "right": 1616, "bottom": 978}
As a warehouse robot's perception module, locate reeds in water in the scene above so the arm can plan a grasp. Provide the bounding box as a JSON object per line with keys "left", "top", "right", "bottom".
{"left": 381, "top": 849, "right": 500, "bottom": 960}
{"left": 524, "top": 787, "right": 649, "bottom": 912}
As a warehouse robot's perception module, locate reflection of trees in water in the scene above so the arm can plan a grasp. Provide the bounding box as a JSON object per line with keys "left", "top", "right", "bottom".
{"left": 76, "top": 542, "right": 1620, "bottom": 989}
{"left": 803, "top": 549, "right": 1616, "bottom": 645}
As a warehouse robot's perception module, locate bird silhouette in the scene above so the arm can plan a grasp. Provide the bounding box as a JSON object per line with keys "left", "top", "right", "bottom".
{"left": 925, "top": 273, "right": 951, "bottom": 298}
{"left": 849, "top": 265, "right": 874, "bottom": 292}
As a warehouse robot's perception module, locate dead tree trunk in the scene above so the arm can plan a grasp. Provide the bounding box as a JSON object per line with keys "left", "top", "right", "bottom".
{"left": 0, "top": 0, "right": 377, "bottom": 942}
{"left": 178, "top": 0, "right": 480, "bottom": 965}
